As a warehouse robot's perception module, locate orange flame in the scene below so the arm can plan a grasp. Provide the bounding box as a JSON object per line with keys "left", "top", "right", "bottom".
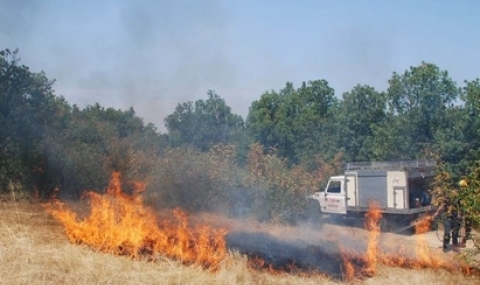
{"left": 362, "top": 201, "right": 382, "bottom": 277}
{"left": 339, "top": 246, "right": 357, "bottom": 281}
{"left": 377, "top": 215, "right": 473, "bottom": 274}
{"left": 44, "top": 174, "right": 477, "bottom": 278}
{"left": 339, "top": 205, "right": 476, "bottom": 281}
{"left": 44, "top": 172, "right": 227, "bottom": 268}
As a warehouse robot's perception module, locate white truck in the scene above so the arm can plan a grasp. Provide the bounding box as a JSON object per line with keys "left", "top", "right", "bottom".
{"left": 308, "top": 160, "right": 437, "bottom": 231}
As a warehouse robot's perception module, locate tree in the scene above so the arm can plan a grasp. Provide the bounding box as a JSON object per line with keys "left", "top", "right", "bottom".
{"left": 246, "top": 89, "right": 286, "bottom": 155}
{"left": 0, "top": 48, "right": 59, "bottom": 195}
{"left": 458, "top": 79, "right": 480, "bottom": 169}
{"left": 247, "top": 80, "right": 339, "bottom": 164}
{"left": 337, "top": 85, "right": 386, "bottom": 161}
{"left": 290, "top": 80, "right": 339, "bottom": 164}
{"left": 165, "top": 91, "right": 244, "bottom": 151}
{"left": 381, "top": 62, "right": 459, "bottom": 159}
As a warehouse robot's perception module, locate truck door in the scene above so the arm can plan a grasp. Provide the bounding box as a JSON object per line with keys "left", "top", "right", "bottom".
{"left": 345, "top": 174, "right": 357, "bottom": 207}
{"left": 393, "top": 186, "right": 405, "bottom": 209}
{"left": 324, "top": 179, "right": 347, "bottom": 214}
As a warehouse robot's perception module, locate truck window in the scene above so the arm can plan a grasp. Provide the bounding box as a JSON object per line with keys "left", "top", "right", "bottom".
{"left": 326, "top": 181, "right": 341, "bottom": 193}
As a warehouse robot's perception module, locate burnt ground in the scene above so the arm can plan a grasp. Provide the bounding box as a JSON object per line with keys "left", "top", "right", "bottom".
{"left": 223, "top": 219, "right": 479, "bottom": 279}
{"left": 225, "top": 231, "right": 356, "bottom": 279}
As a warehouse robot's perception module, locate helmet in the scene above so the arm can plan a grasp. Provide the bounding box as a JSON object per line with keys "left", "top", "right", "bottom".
{"left": 459, "top": 179, "right": 468, "bottom": 187}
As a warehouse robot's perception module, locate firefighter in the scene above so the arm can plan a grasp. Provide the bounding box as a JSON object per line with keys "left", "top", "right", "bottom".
{"left": 433, "top": 179, "right": 471, "bottom": 252}
{"left": 432, "top": 181, "right": 464, "bottom": 253}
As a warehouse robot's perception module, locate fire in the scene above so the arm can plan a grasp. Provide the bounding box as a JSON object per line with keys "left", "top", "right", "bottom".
{"left": 339, "top": 246, "right": 356, "bottom": 281}
{"left": 362, "top": 201, "right": 382, "bottom": 277}
{"left": 45, "top": 172, "right": 227, "bottom": 268}
{"left": 44, "top": 174, "right": 477, "bottom": 279}
{"left": 335, "top": 203, "right": 382, "bottom": 281}
{"left": 376, "top": 214, "right": 474, "bottom": 274}
{"left": 338, "top": 204, "right": 477, "bottom": 281}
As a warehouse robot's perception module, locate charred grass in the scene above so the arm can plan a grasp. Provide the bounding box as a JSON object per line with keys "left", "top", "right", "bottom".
{"left": 1, "top": 197, "right": 479, "bottom": 285}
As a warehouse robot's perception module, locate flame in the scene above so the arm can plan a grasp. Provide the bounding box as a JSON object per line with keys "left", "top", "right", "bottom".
{"left": 339, "top": 204, "right": 477, "bottom": 281}
{"left": 336, "top": 202, "right": 382, "bottom": 281}
{"left": 339, "top": 246, "right": 356, "bottom": 281}
{"left": 413, "top": 216, "right": 437, "bottom": 267}
{"left": 44, "top": 172, "right": 227, "bottom": 268}
{"left": 44, "top": 174, "right": 477, "bottom": 279}
{"left": 362, "top": 201, "right": 382, "bottom": 277}
{"left": 376, "top": 215, "right": 473, "bottom": 273}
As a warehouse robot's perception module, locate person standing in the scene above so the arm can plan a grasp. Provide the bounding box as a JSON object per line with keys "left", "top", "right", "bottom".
{"left": 433, "top": 190, "right": 463, "bottom": 252}
{"left": 433, "top": 178, "right": 469, "bottom": 253}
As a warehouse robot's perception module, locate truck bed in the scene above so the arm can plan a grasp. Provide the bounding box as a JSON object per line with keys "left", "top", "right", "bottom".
{"left": 346, "top": 205, "right": 433, "bottom": 214}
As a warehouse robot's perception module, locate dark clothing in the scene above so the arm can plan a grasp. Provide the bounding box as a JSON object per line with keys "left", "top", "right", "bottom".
{"left": 443, "top": 213, "right": 461, "bottom": 250}
{"left": 420, "top": 191, "right": 430, "bottom": 206}
{"left": 465, "top": 217, "right": 473, "bottom": 238}
{"left": 434, "top": 197, "right": 462, "bottom": 251}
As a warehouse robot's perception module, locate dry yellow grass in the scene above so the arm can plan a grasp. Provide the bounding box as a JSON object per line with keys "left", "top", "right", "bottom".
{"left": 1, "top": 197, "right": 479, "bottom": 285}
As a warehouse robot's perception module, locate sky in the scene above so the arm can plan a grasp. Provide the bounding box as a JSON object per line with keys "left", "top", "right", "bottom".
{"left": 1, "top": 0, "right": 480, "bottom": 132}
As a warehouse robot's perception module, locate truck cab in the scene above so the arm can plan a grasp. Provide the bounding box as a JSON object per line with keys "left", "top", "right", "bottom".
{"left": 310, "top": 175, "right": 347, "bottom": 214}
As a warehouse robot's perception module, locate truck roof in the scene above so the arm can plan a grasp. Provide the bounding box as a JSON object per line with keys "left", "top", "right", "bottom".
{"left": 329, "top": 175, "right": 345, "bottom": 180}
{"left": 343, "top": 159, "right": 437, "bottom": 172}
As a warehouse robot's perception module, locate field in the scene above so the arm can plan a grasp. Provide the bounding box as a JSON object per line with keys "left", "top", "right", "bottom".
{"left": 1, "top": 195, "right": 479, "bottom": 285}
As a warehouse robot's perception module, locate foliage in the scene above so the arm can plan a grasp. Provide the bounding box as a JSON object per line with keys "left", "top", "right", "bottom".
{"left": 145, "top": 144, "right": 253, "bottom": 217}
{"left": 0, "top": 48, "right": 166, "bottom": 198}
{"left": 143, "top": 143, "right": 340, "bottom": 224}
{"left": 244, "top": 143, "right": 336, "bottom": 223}
{"left": 456, "top": 165, "right": 480, "bottom": 228}
{"left": 432, "top": 161, "right": 480, "bottom": 253}
{"left": 337, "top": 85, "right": 386, "bottom": 161}
{"left": 0, "top": 48, "right": 58, "bottom": 194}
{"left": 246, "top": 81, "right": 339, "bottom": 165}
{"left": 3, "top": 48, "right": 480, "bottom": 228}
{"left": 381, "top": 62, "right": 459, "bottom": 159}
{"left": 164, "top": 90, "right": 244, "bottom": 151}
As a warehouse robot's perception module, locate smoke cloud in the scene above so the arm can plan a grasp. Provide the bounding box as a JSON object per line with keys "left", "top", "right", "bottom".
{"left": 2, "top": 1, "right": 480, "bottom": 132}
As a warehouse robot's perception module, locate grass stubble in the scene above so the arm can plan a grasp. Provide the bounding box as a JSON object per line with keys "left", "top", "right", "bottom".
{"left": 0, "top": 197, "right": 479, "bottom": 285}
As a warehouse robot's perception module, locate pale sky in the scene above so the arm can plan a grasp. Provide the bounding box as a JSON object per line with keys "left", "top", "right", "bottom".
{"left": 1, "top": 0, "right": 479, "bottom": 132}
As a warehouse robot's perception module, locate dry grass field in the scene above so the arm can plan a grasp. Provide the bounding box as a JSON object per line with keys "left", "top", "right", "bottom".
{"left": 1, "top": 195, "right": 480, "bottom": 285}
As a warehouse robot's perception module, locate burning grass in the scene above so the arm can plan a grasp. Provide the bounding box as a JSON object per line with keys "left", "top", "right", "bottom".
{"left": 376, "top": 217, "right": 476, "bottom": 275}
{"left": 336, "top": 204, "right": 478, "bottom": 280}
{"left": 1, "top": 196, "right": 480, "bottom": 284}
{"left": 33, "top": 172, "right": 480, "bottom": 282}
{"left": 44, "top": 172, "right": 227, "bottom": 269}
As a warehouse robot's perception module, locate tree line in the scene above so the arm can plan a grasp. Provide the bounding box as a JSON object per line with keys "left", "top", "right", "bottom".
{"left": 1, "top": 48, "right": 480, "bottom": 224}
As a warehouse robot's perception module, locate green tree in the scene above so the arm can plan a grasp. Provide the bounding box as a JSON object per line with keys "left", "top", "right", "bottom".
{"left": 458, "top": 79, "right": 480, "bottom": 169}
{"left": 380, "top": 62, "right": 459, "bottom": 159}
{"left": 338, "top": 85, "right": 386, "bottom": 161}
{"left": 246, "top": 89, "right": 287, "bottom": 155}
{"left": 290, "top": 80, "right": 338, "bottom": 164}
{"left": 247, "top": 81, "right": 339, "bottom": 164}
{"left": 0, "top": 48, "right": 59, "bottom": 195}
{"left": 165, "top": 90, "right": 244, "bottom": 151}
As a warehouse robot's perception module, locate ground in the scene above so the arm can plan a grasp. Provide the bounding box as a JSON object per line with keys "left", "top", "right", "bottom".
{"left": 2, "top": 197, "right": 480, "bottom": 284}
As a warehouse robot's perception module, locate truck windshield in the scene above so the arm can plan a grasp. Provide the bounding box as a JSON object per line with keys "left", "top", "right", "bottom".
{"left": 326, "top": 181, "right": 341, "bottom": 193}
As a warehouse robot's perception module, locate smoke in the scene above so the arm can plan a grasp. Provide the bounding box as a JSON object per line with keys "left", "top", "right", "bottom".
{"left": 0, "top": 1, "right": 405, "bottom": 134}
{"left": 0, "top": 0, "right": 236, "bottom": 132}
{"left": 2, "top": 0, "right": 480, "bottom": 135}
{"left": 0, "top": 0, "right": 40, "bottom": 40}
